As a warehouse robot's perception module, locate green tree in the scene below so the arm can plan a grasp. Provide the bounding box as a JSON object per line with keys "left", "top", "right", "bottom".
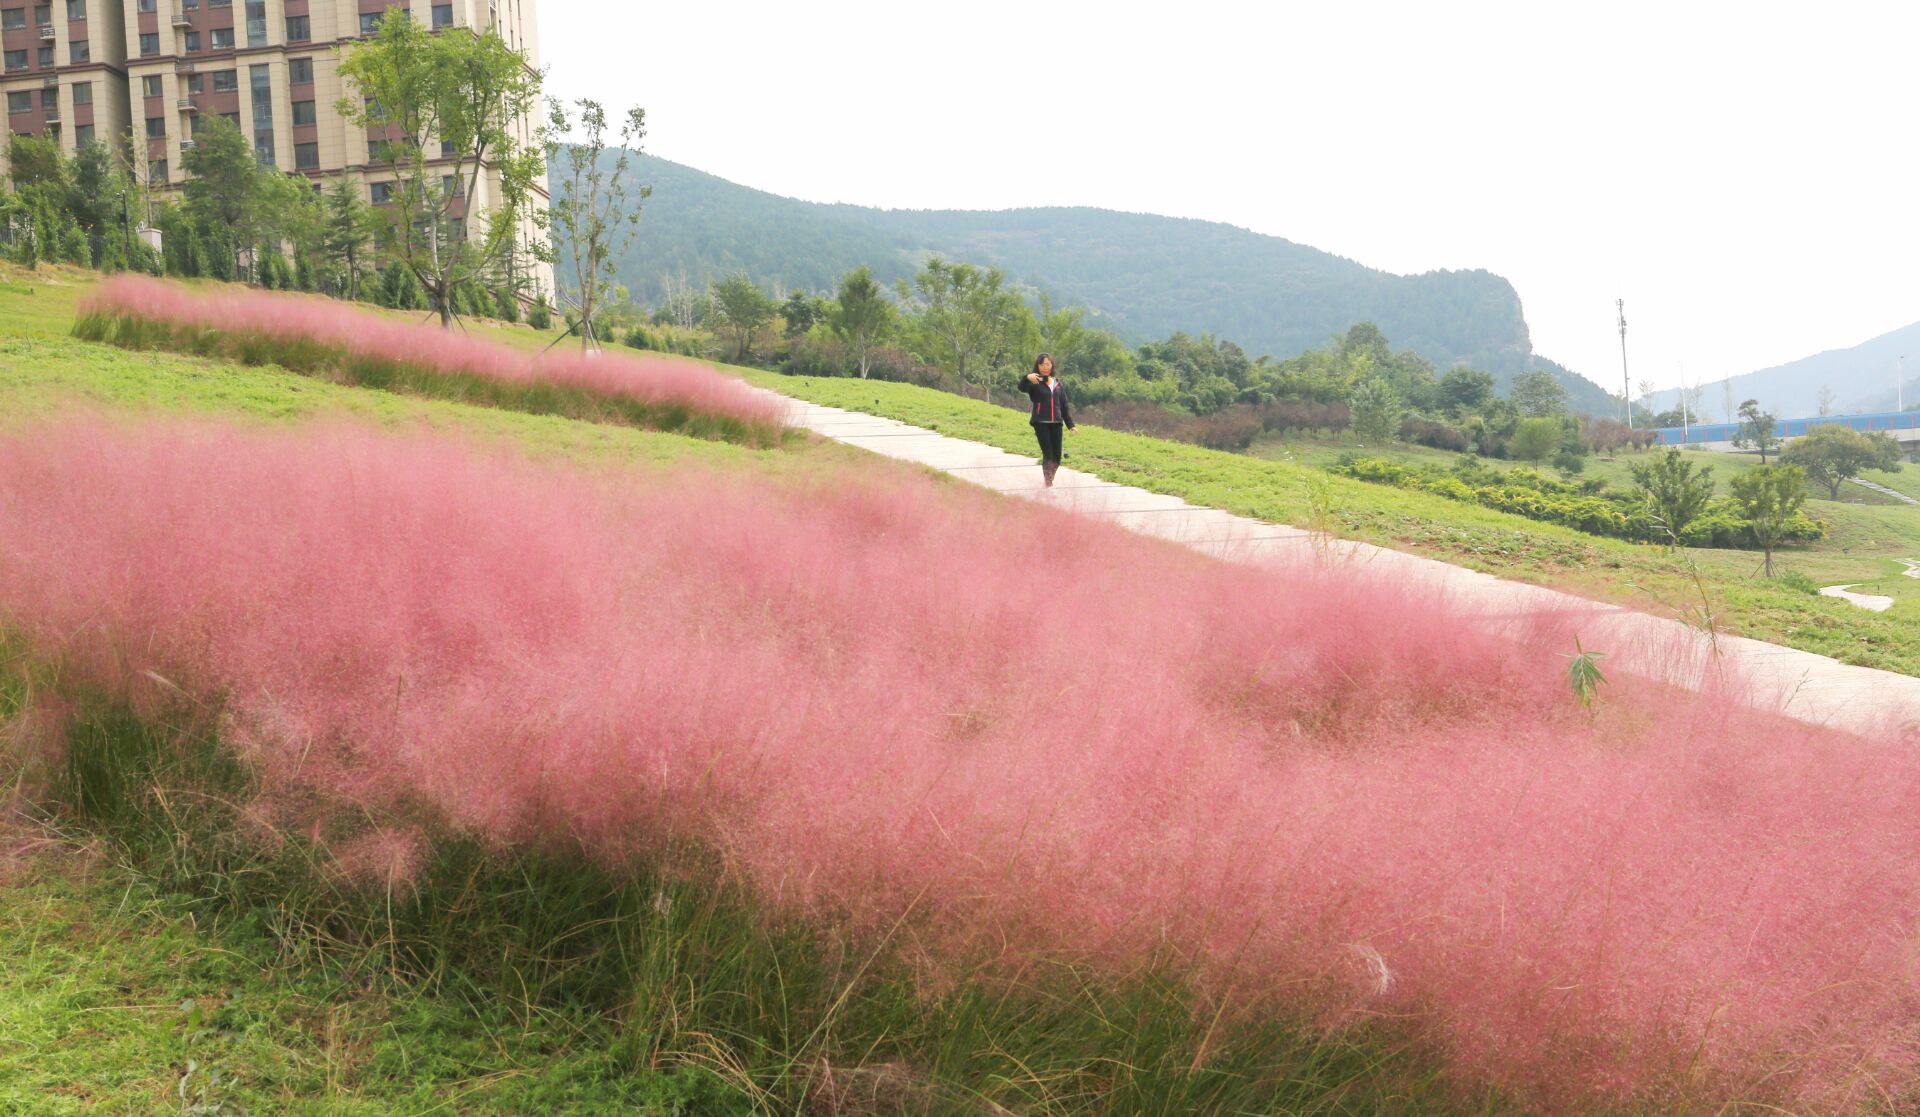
{"left": 1348, "top": 379, "right": 1403, "bottom": 443}
{"left": 830, "top": 266, "right": 893, "bottom": 378}
{"left": 1782, "top": 425, "right": 1903, "bottom": 500}
{"left": 4, "top": 133, "right": 67, "bottom": 191}
{"left": 1734, "top": 399, "right": 1781, "bottom": 463}
{"left": 319, "top": 176, "right": 376, "bottom": 299}
{"left": 1730, "top": 463, "right": 1808, "bottom": 576}
{"left": 339, "top": 10, "right": 545, "bottom": 327}
{"left": 1628, "top": 449, "right": 1716, "bottom": 544}
{"left": 546, "top": 99, "right": 649, "bottom": 352}
{"left": 1511, "top": 369, "right": 1569, "bottom": 418}
{"left": 901, "top": 257, "right": 1024, "bottom": 401}
{"left": 711, "top": 272, "right": 774, "bottom": 362}
{"left": 1510, "top": 416, "right": 1562, "bottom": 462}
{"left": 1438, "top": 367, "right": 1495, "bottom": 417}
{"left": 180, "top": 116, "right": 263, "bottom": 278}
{"left": 779, "top": 289, "right": 830, "bottom": 339}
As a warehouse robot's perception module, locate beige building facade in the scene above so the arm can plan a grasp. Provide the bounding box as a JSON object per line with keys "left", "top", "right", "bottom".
{"left": 4, "top": 0, "right": 548, "bottom": 297}
{"left": 2, "top": 0, "right": 134, "bottom": 158}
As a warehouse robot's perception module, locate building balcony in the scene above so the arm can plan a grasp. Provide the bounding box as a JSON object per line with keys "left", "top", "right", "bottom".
{"left": 177, "top": 97, "right": 196, "bottom": 112}
{"left": 170, "top": 13, "right": 191, "bottom": 27}
{"left": 38, "top": 25, "right": 55, "bottom": 39}
{"left": 179, "top": 139, "right": 196, "bottom": 151}
{"left": 43, "top": 111, "right": 61, "bottom": 125}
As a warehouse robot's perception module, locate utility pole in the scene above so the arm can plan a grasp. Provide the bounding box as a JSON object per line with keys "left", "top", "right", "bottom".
{"left": 1617, "top": 298, "right": 1632, "bottom": 428}
{"left": 1678, "top": 362, "right": 1689, "bottom": 443}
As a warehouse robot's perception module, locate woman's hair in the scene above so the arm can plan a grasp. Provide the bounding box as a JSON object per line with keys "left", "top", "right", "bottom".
{"left": 1032, "top": 353, "right": 1056, "bottom": 377}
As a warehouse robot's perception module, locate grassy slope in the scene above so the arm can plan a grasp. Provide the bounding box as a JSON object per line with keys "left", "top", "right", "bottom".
{"left": 0, "top": 844, "right": 731, "bottom": 1115}
{"left": 0, "top": 267, "right": 1508, "bottom": 1116}
{"left": 738, "top": 371, "right": 1920, "bottom": 675}
{"left": 0, "top": 272, "right": 821, "bottom": 1115}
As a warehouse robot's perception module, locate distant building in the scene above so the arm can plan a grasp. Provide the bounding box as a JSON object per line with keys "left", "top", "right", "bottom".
{"left": 2, "top": 0, "right": 549, "bottom": 298}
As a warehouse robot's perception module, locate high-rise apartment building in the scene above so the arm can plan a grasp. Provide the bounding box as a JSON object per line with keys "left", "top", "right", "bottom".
{"left": 3, "top": 0, "right": 549, "bottom": 298}
{"left": 2, "top": 1, "right": 131, "bottom": 156}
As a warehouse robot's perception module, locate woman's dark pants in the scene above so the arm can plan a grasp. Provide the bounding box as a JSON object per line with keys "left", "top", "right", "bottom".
{"left": 1033, "top": 422, "right": 1064, "bottom": 485}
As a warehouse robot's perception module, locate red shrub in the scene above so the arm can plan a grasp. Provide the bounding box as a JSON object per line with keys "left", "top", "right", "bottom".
{"left": 3, "top": 415, "right": 1918, "bottom": 1109}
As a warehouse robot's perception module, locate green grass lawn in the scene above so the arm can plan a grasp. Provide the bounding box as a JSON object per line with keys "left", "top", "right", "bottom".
{"left": 740, "top": 371, "right": 1920, "bottom": 676}
{"left": 0, "top": 839, "right": 743, "bottom": 1115}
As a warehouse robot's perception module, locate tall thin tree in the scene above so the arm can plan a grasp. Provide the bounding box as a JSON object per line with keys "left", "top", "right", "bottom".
{"left": 546, "top": 100, "right": 649, "bottom": 352}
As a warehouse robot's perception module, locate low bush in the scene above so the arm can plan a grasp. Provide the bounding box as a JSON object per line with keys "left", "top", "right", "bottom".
{"left": 0, "top": 415, "right": 1913, "bottom": 1111}
{"left": 73, "top": 274, "right": 786, "bottom": 446}
{"left": 1332, "top": 455, "right": 1825, "bottom": 547}
{"left": 1399, "top": 416, "right": 1472, "bottom": 452}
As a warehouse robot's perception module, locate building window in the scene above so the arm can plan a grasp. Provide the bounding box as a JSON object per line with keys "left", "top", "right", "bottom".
{"left": 68, "top": 38, "right": 86, "bottom": 62}
{"left": 250, "top": 62, "right": 272, "bottom": 164}
{"left": 0, "top": 9, "right": 24, "bottom": 30}
{"left": 40, "top": 88, "right": 55, "bottom": 117}
{"left": 70, "top": 80, "right": 88, "bottom": 103}
{"left": 209, "top": 26, "right": 231, "bottom": 48}
{"left": 37, "top": 44, "right": 53, "bottom": 67}
{"left": 33, "top": 3, "right": 49, "bottom": 26}
{"left": 291, "top": 99, "right": 313, "bottom": 125}
{"left": 432, "top": 3, "right": 451, "bottom": 28}
{"left": 183, "top": 29, "right": 199, "bottom": 51}
{"left": 189, "top": 112, "right": 203, "bottom": 135}
{"left": 285, "top": 14, "right": 307, "bottom": 42}
{"left": 149, "top": 158, "right": 165, "bottom": 181}
{"left": 288, "top": 56, "right": 311, "bottom": 83}
{"left": 211, "top": 68, "right": 235, "bottom": 91}
{"left": 207, "top": 0, "right": 227, "bottom": 6}
{"left": 145, "top": 115, "right": 164, "bottom": 138}
{"left": 294, "top": 140, "right": 316, "bottom": 169}
{"left": 74, "top": 123, "right": 92, "bottom": 145}
{"left": 65, "top": 0, "right": 83, "bottom": 17}
{"left": 369, "top": 180, "right": 393, "bottom": 204}
{"left": 6, "top": 91, "right": 29, "bottom": 114}
{"left": 136, "top": 0, "right": 152, "bottom": 10}
{"left": 3, "top": 50, "right": 26, "bottom": 71}
{"left": 138, "top": 31, "right": 157, "bottom": 54}
{"left": 184, "top": 72, "right": 202, "bottom": 93}
{"left": 141, "top": 74, "right": 161, "bottom": 96}
{"left": 244, "top": 0, "right": 263, "bottom": 45}
{"left": 359, "top": 11, "right": 381, "bottom": 34}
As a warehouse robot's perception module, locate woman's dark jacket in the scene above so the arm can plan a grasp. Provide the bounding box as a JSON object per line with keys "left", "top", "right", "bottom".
{"left": 1016, "top": 375, "right": 1075, "bottom": 427}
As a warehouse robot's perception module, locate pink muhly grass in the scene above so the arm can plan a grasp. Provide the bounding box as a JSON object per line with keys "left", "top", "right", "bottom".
{"left": 3, "top": 414, "right": 1920, "bottom": 1110}
{"left": 73, "top": 274, "right": 786, "bottom": 444}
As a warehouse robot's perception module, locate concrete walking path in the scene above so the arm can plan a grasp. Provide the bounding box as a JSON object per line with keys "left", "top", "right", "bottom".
{"left": 779, "top": 395, "right": 1920, "bottom": 739}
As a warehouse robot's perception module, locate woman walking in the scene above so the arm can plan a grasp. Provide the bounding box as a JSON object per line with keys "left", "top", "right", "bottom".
{"left": 1018, "top": 354, "right": 1075, "bottom": 487}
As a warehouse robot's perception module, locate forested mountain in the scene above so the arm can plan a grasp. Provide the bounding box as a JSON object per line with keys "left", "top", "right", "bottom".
{"left": 1641, "top": 320, "right": 1920, "bottom": 423}
{"left": 563, "top": 153, "right": 1615, "bottom": 412}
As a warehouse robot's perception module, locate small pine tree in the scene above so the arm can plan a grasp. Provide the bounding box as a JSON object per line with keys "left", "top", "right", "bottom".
{"left": 527, "top": 294, "right": 552, "bottom": 331}
{"left": 294, "top": 251, "right": 316, "bottom": 292}
{"left": 493, "top": 289, "right": 520, "bottom": 323}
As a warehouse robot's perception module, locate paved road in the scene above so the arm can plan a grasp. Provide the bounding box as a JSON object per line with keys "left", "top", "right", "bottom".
{"left": 780, "top": 396, "right": 1920, "bottom": 739}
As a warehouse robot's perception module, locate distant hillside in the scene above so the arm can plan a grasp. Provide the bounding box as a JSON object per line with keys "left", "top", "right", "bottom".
{"left": 565, "top": 154, "right": 1615, "bottom": 412}
{"left": 1644, "top": 321, "right": 1920, "bottom": 422}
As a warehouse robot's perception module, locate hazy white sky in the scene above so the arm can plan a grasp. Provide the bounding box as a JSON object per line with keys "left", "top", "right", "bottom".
{"left": 544, "top": 0, "right": 1920, "bottom": 393}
